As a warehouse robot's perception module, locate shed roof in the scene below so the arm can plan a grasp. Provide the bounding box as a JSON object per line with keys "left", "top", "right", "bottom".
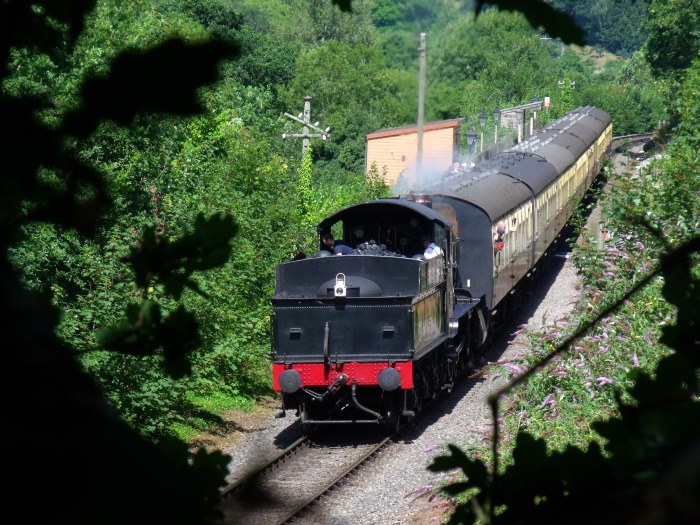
{"left": 367, "top": 118, "right": 465, "bottom": 140}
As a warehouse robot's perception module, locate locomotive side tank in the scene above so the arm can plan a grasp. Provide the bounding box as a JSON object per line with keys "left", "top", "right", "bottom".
{"left": 271, "top": 106, "right": 612, "bottom": 432}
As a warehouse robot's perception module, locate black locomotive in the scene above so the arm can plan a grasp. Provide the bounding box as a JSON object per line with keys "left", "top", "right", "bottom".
{"left": 271, "top": 106, "right": 613, "bottom": 432}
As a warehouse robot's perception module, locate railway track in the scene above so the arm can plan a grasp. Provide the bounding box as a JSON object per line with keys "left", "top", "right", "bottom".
{"left": 215, "top": 135, "right": 653, "bottom": 525}
{"left": 218, "top": 429, "right": 391, "bottom": 524}
{"left": 610, "top": 133, "right": 653, "bottom": 153}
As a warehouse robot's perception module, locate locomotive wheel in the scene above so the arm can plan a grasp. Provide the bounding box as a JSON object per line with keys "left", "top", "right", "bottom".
{"left": 410, "top": 387, "right": 422, "bottom": 414}
{"left": 300, "top": 401, "right": 317, "bottom": 435}
{"left": 382, "top": 393, "right": 402, "bottom": 434}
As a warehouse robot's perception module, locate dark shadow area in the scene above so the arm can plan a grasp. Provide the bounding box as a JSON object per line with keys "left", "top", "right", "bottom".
{"left": 272, "top": 418, "right": 305, "bottom": 448}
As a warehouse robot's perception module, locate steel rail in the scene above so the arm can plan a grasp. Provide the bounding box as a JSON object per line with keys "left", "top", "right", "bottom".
{"left": 273, "top": 435, "right": 391, "bottom": 525}
{"left": 218, "top": 432, "right": 392, "bottom": 525}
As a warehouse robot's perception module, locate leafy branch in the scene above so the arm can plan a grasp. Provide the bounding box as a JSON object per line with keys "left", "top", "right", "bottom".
{"left": 429, "top": 232, "right": 699, "bottom": 523}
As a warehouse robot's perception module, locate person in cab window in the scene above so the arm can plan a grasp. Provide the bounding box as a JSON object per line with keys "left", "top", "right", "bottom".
{"left": 422, "top": 235, "right": 443, "bottom": 259}
{"left": 493, "top": 222, "right": 506, "bottom": 253}
{"left": 322, "top": 232, "right": 353, "bottom": 255}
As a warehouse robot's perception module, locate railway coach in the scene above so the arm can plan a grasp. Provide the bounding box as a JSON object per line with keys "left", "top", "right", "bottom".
{"left": 271, "top": 106, "right": 612, "bottom": 432}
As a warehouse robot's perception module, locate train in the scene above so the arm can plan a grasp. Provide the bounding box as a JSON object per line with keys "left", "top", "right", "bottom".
{"left": 271, "top": 106, "right": 612, "bottom": 432}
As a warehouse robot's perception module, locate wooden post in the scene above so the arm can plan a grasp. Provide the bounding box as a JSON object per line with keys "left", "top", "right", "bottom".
{"left": 416, "top": 33, "right": 426, "bottom": 174}
{"left": 282, "top": 96, "right": 330, "bottom": 157}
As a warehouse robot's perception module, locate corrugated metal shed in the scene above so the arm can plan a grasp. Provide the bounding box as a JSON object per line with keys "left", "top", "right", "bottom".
{"left": 365, "top": 119, "right": 465, "bottom": 186}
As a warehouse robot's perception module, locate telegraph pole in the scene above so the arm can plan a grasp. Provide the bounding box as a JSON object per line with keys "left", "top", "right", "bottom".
{"left": 416, "top": 33, "right": 426, "bottom": 174}
{"left": 282, "top": 96, "right": 330, "bottom": 157}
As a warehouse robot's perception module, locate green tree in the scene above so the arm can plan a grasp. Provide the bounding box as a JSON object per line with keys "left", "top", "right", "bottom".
{"left": 426, "top": 10, "right": 559, "bottom": 122}
{"left": 643, "top": 0, "right": 700, "bottom": 81}
{"left": 579, "top": 51, "right": 665, "bottom": 134}
{"left": 282, "top": 39, "right": 403, "bottom": 182}
{"left": 552, "top": 0, "right": 650, "bottom": 56}
{"left": 1, "top": 0, "right": 243, "bottom": 521}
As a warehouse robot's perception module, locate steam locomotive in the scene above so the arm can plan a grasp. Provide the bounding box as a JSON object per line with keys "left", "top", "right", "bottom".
{"left": 271, "top": 106, "right": 612, "bottom": 432}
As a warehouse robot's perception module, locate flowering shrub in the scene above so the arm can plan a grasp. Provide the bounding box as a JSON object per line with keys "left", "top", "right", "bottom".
{"left": 428, "top": 61, "right": 700, "bottom": 521}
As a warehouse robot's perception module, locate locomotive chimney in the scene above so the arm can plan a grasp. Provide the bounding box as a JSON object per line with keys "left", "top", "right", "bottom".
{"left": 412, "top": 193, "right": 432, "bottom": 208}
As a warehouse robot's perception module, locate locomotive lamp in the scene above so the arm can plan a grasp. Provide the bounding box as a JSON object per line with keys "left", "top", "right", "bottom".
{"left": 478, "top": 109, "right": 488, "bottom": 152}
{"left": 466, "top": 125, "right": 477, "bottom": 155}
{"left": 334, "top": 273, "right": 347, "bottom": 297}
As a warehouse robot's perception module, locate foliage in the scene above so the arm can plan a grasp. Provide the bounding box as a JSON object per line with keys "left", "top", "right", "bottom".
{"left": 427, "top": 43, "right": 700, "bottom": 525}
{"left": 1, "top": 0, "right": 243, "bottom": 522}
{"left": 639, "top": 0, "right": 700, "bottom": 135}
{"left": 578, "top": 51, "right": 665, "bottom": 134}
{"left": 429, "top": 10, "right": 556, "bottom": 121}
{"left": 643, "top": 0, "right": 700, "bottom": 81}
{"left": 551, "top": 0, "right": 650, "bottom": 56}
{"left": 235, "top": 0, "right": 378, "bottom": 48}
{"left": 282, "top": 38, "right": 404, "bottom": 181}
{"left": 297, "top": 146, "right": 317, "bottom": 245}
{"left": 475, "top": 0, "right": 585, "bottom": 46}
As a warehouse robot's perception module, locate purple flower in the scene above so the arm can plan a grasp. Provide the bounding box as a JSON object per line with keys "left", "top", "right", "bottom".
{"left": 551, "top": 367, "right": 567, "bottom": 378}
{"left": 596, "top": 376, "right": 612, "bottom": 386}
{"left": 539, "top": 394, "right": 555, "bottom": 410}
{"left": 636, "top": 241, "right": 645, "bottom": 251}
{"left": 503, "top": 363, "right": 525, "bottom": 376}
{"left": 633, "top": 354, "right": 639, "bottom": 367}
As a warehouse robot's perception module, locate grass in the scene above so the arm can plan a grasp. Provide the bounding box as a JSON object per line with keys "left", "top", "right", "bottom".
{"left": 170, "top": 390, "right": 263, "bottom": 441}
